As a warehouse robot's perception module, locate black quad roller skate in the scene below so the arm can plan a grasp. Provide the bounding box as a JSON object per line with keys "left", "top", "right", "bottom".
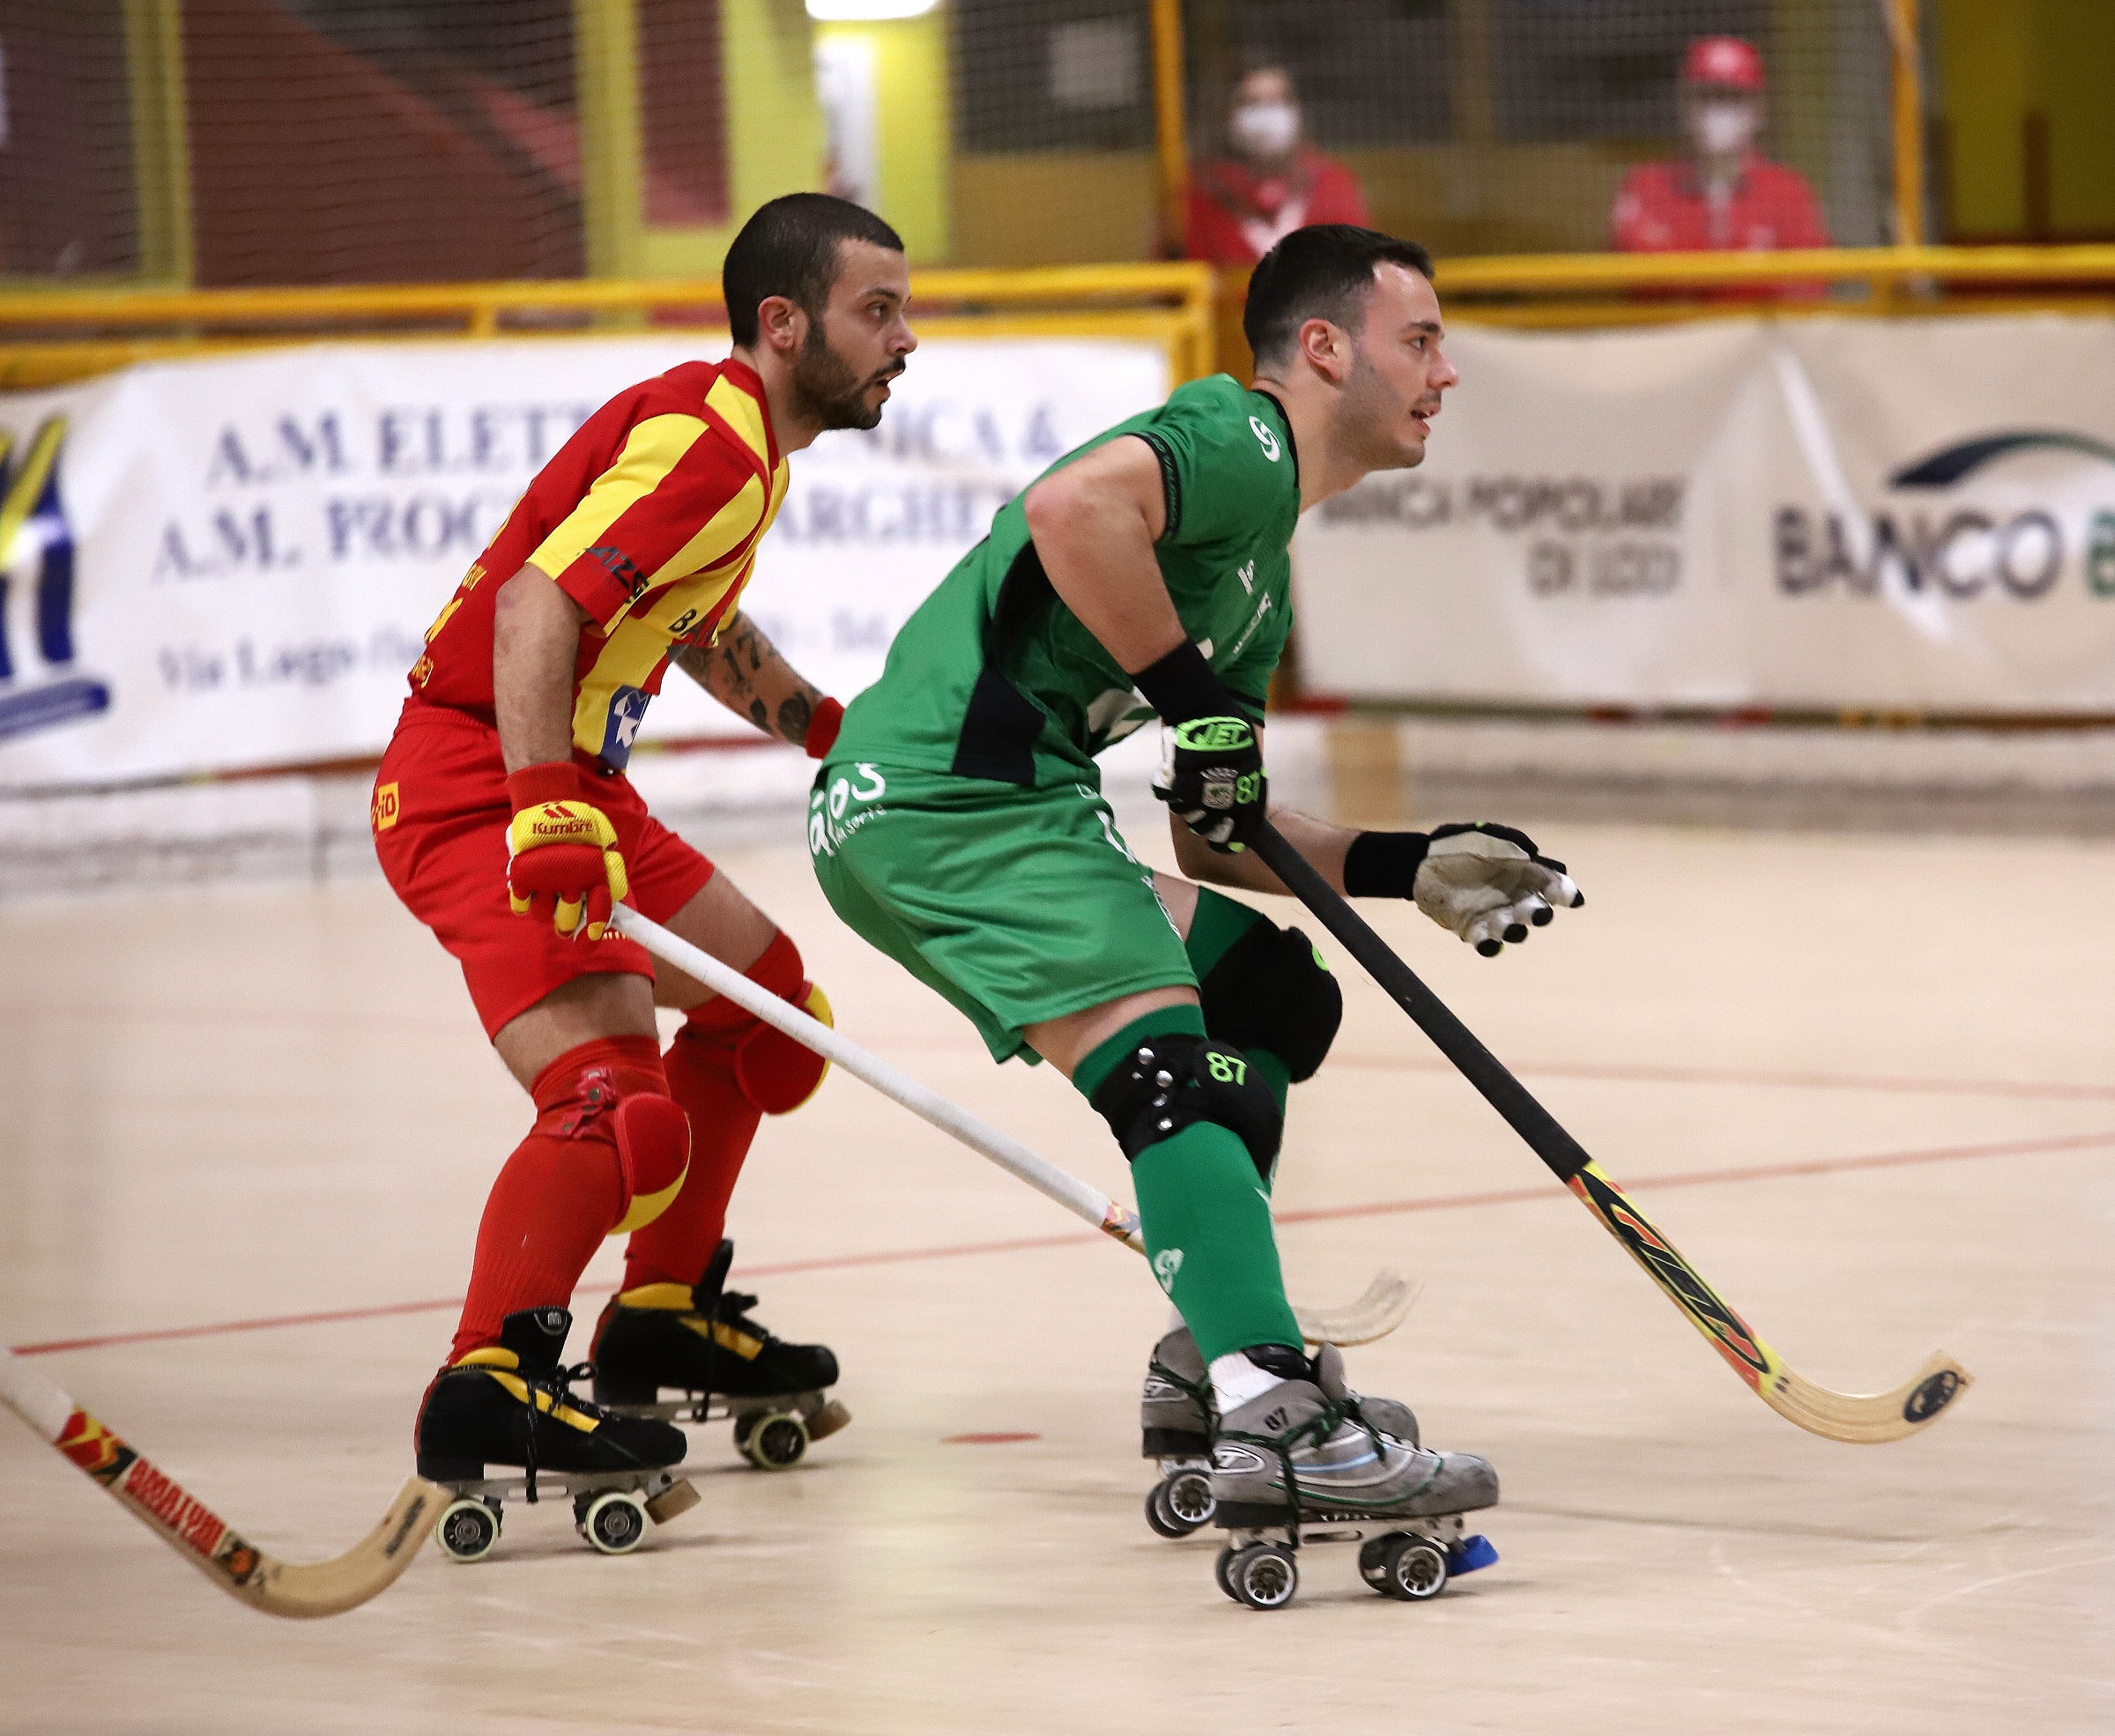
{"left": 1206, "top": 1343, "right": 1498, "bottom": 1610}
{"left": 591, "top": 1238, "right": 850, "bottom": 1470}
{"left": 416, "top": 1305, "right": 699, "bottom": 1564}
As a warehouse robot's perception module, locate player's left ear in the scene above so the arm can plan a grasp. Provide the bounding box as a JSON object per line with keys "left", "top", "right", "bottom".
{"left": 753, "top": 293, "right": 807, "bottom": 358}
{"left": 1297, "top": 315, "right": 1351, "bottom": 385}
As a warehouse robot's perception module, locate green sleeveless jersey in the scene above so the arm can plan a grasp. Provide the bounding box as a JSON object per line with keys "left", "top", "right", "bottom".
{"left": 832, "top": 373, "right": 1300, "bottom": 786}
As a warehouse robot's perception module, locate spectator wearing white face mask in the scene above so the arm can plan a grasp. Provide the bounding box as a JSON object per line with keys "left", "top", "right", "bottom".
{"left": 1610, "top": 35, "right": 1829, "bottom": 294}
{"left": 1185, "top": 64, "right": 1370, "bottom": 267}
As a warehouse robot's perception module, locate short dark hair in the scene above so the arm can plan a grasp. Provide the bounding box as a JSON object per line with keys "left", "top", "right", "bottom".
{"left": 1243, "top": 226, "right": 1436, "bottom": 369}
{"left": 723, "top": 193, "right": 904, "bottom": 347}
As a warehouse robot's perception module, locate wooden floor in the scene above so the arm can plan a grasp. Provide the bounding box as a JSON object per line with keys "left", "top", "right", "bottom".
{"left": 2, "top": 817, "right": 2111, "bottom": 1734}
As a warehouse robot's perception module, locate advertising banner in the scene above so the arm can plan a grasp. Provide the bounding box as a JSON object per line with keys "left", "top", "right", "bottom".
{"left": 0, "top": 335, "right": 1167, "bottom": 787}
{"left": 1294, "top": 315, "right": 2115, "bottom": 713}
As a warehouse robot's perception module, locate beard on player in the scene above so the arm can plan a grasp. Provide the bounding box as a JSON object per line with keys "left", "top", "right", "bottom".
{"left": 790, "top": 318, "right": 905, "bottom": 433}
{"left": 1332, "top": 341, "right": 1436, "bottom": 477}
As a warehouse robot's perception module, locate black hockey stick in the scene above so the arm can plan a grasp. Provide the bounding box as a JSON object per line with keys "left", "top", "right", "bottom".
{"left": 1249, "top": 820, "right": 1969, "bottom": 1443}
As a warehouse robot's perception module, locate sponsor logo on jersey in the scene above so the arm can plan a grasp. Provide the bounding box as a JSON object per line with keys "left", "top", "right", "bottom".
{"left": 1236, "top": 559, "right": 1256, "bottom": 594}
{"left": 1222, "top": 593, "right": 1275, "bottom": 664}
{"left": 588, "top": 543, "right": 650, "bottom": 600}
{"left": 371, "top": 782, "right": 401, "bottom": 832}
{"left": 1152, "top": 1248, "right": 1184, "bottom": 1292}
{"left": 1249, "top": 416, "right": 1281, "bottom": 462}
{"left": 598, "top": 685, "right": 652, "bottom": 769}
{"left": 0, "top": 415, "right": 112, "bottom": 745}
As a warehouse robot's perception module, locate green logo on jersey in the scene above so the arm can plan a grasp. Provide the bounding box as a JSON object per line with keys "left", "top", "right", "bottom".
{"left": 1174, "top": 716, "right": 1254, "bottom": 753}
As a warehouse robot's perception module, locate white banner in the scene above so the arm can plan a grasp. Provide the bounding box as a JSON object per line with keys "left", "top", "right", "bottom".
{"left": 0, "top": 335, "right": 1167, "bottom": 787}
{"left": 1294, "top": 315, "right": 2115, "bottom": 713}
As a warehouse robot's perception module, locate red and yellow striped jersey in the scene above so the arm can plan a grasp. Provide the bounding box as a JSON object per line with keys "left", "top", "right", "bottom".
{"left": 408, "top": 357, "right": 788, "bottom": 769}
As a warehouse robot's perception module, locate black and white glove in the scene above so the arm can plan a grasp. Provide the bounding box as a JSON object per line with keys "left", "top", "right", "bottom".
{"left": 1343, "top": 821, "right": 1583, "bottom": 957}
{"left": 1134, "top": 641, "right": 1267, "bottom": 854}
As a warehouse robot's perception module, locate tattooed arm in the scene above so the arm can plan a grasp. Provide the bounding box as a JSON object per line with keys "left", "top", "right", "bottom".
{"left": 673, "top": 611, "right": 832, "bottom": 749}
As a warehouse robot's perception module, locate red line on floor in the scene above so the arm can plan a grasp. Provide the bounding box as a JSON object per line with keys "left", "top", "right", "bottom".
{"left": 1272, "top": 1127, "right": 2115, "bottom": 1227}
{"left": 13, "top": 1127, "right": 2113, "bottom": 1360}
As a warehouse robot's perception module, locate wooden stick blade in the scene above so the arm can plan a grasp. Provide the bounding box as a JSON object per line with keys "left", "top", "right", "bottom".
{"left": 5, "top": 1347, "right": 438, "bottom": 1619}
{"left": 1564, "top": 1162, "right": 1973, "bottom": 1444}
{"left": 1761, "top": 1351, "right": 1973, "bottom": 1445}
{"left": 1293, "top": 1269, "right": 1417, "bottom": 1347}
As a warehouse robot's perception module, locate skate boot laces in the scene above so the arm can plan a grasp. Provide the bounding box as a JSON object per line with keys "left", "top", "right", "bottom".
{"left": 461, "top": 1356, "right": 642, "bottom": 1502}
{"left": 713, "top": 1292, "right": 779, "bottom": 1353}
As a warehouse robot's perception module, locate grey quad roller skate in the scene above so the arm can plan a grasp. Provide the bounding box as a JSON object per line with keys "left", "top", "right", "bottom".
{"left": 1207, "top": 1342, "right": 1498, "bottom": 1610}
{"left": 1141, "top": 1327, "right": 1218, "bottom": 1539}
{"left": 416, "top": 1305, "right": 701, "bottom": 1564}
{"left": 591, "top": 1238, "right": 850, "bottom": 1471}
{"left": 1139, "top": 1326, "right": 1422, "bottom": 1544}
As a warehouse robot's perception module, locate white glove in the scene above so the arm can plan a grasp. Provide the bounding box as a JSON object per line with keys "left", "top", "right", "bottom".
{"left": 1342, "top": 822, "right": 1584, "bottom": 958}
{"left": 1413, "top": 823, "right": 1583, "bottom": 956}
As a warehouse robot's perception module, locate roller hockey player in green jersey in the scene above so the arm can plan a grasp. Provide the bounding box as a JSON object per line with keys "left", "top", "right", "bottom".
{"left": 809, "top": 226, "right": 1583, "bottom": 1580}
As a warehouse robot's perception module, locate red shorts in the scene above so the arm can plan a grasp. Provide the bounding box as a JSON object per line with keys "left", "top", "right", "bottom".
{"left": 373, "top": 703, "right": 716, "bottom": 1040}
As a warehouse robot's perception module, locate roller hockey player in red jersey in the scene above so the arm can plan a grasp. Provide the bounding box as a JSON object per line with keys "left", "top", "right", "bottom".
{"left": 373, "top": 195, "right": 916, "bottom": 1495}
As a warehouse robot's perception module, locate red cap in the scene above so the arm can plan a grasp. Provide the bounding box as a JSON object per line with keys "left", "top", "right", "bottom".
{"left": 1681, "top": 35, "right": 1765, "bottom": 93}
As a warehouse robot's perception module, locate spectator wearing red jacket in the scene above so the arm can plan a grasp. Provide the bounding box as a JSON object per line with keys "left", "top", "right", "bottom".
{"left": 1611, "top": 36, "right": 1829, "bottom": 295}
{"left": 1185, "top": 65, "right": 1370, "bottom": 267}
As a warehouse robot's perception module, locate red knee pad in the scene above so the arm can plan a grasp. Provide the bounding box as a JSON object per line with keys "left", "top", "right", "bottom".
{"left": 529, "top": 1035, "right": 687, "bottom": 1235}
{"left": 735, "top": 979, "right": 833, "bottom": 1114}
{"left": 677, "top": 931, "right": 832, "bottom": 1115}
{"left": 610, "top": 1093, "right": 690, "bottom": 1235}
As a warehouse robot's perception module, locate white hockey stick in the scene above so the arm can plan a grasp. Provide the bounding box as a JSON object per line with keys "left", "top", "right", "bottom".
{"left": 612, "top": 905, "right": 1411, "bottom": 1347}
{"left": 1, "top": 1344, "right": 440, "bottom": 1618}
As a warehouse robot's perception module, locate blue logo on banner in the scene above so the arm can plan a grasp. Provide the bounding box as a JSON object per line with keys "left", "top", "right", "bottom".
{"left": 0, "top": 416, "right": 113, "bottom": 745}
{"left": 599, "top": 684, "right": 651, "bottom": 769}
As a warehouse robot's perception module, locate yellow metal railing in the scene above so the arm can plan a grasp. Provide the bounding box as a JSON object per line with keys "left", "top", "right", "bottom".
{"left": 0, "top": 263, "right": 1217, "bottom": 390}
{"left": 1436, "top": 243, "right": 2115, "bottom": 326}
{"left": 5, "top": 246, "right": 2112, "bottom": 390}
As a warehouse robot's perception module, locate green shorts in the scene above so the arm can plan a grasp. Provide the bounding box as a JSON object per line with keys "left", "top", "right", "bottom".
{"left": 809, "top": 760, "right": 1194, "bottom": 1063}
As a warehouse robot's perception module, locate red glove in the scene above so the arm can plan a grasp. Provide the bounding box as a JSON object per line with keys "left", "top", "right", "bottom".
{"left": 805, "top": 697, "right": 845, "bottom": 760}
{"left": 505, "top": 763, "right": 628, "bottom": 942}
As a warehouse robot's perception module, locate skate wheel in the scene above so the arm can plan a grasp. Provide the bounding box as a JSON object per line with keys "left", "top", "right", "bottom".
{"left": 1213, "top": 1543, "right": 1241, "bottom": 1601}
{"left": 1225, "top": 1542, "right": 1299, "bottom": 1610}
{"left": 435, "top": 1497, "right": 501, "bottom": 1564}
{"left": 738, "top": 1409, "right": 809, "bottom": 1470}
{"left": 1145, "top": 1471, "right": 1215, "bottom": 1539}
{"left": 577, "top": 1490, "right": 649, "bottom": 1554}
{"left": 1372, "top": 1533, "right": 1449, "bottom": 1602}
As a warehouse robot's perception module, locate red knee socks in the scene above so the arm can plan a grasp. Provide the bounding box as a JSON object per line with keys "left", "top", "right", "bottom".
{"left": 449, "top": 1035, "right": 667, "bottom": 1362}
{"left": 619, "top": 933, "right": 808, "bottom": 1291}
